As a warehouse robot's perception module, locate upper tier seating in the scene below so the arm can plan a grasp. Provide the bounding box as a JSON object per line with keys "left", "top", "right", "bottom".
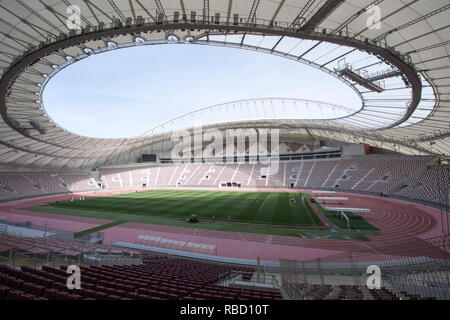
{"left": 394, "top": 165, "right": 450, "bottom": 204}
{"left": 59, "top": 174, "right": 98, "bottom": 192}
{"left": 0, "top": 173, "right": 98, "bottom": 201}
{"left": 1, "top": 155, "right": 442, "bottom": 205}
{"left": 96, "top": 156, "right": 438, "bottom": 204}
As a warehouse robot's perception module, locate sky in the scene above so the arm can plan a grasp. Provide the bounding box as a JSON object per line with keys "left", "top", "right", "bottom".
{"left": 43, "top": 43, "right": 361, "bottom": 139}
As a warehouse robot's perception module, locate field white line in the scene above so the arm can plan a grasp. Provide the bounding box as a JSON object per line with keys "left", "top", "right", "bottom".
{"left": 257, "top": 194, "right": 271, "bottom": 212}
{"left": 297, "top": 194, "right": 316, "bottom": 225}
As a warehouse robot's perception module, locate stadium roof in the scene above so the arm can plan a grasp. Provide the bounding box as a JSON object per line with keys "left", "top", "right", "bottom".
{"left": 0, "top": 0, "right": 449, "bottom": 169}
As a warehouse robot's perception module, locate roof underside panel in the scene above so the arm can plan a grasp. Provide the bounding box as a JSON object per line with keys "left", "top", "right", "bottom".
{"left": 0, "top": 0, "right": 448, "bottom": 169}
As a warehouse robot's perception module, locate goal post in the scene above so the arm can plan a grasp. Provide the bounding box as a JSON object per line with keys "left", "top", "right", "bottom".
{"left": 340, "top": 211, "right": 350, "bottom": 229}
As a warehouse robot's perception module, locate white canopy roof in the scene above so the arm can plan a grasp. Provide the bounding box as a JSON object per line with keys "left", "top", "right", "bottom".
{"left": 0, "top": 0, "right": 448, "bottom": 169}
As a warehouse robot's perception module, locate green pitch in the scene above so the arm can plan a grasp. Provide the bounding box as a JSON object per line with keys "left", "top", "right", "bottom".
{"left": 51, "top": 190, "right": 323, "bottom": 227}
{"left": 26, "top": 189, "right": 380, "bottom": 240}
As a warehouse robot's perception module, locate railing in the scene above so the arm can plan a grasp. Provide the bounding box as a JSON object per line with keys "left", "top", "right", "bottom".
{"left": 219, "top": 270, "right": 281, "bottom": 291}
{"left": 11, "top": 13, "right": 411, "bottom": 72}
{"left": 77, "top": 231, "right": 104, "bottom": 243}
{"left": 0, "top": 219, "right": 74, "bottom": 240}
{"left": 82, "top": 254, "right": 142, "bottom": 267}
{"left": 136, "top": 235, "right": 217, "bottom": 256}
{"left": 280, "top": 235, "right": 449, "bottom": 300}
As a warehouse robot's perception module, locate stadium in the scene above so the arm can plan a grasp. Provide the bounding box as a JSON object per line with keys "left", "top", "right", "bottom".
{"left": 0, "top": 0, "right": 449, "bottom": 304}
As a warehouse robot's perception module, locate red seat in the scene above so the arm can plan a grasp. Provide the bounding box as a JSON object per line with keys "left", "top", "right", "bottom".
{"left": 101, "top": 287, "right": 117, "bottom": 296}
{"left": 115, "top": 283, "right": 133, "bottom": 291}
{"left": 0, "top": 286, "right": 9, "bottom": 299}
{"left": 68, "top": 293, "right": 83, "bottom": 300}
{"left": 82, "top": 276, "right": 97, "bottom": 285}
{"left": 98, "top": 280, "right": 115, "bottom": 288}
{"left": 126, "top": 292, "right": 138, "bottom": 299}
{"left": 137, "top": 288, "right": 150, "bottom": 295}
{"left": 83, "top": 289, "right": 106, "bottom": 300}
{"left": 43, "top": 288, "right": 59, "bottom": 299}
{"left": 167, "top": 293, "right": 178, "bottom": 300}
{"left": 53, "top": 291, "right": 72, "bottom": 300}
{"left": 52, "top": 282, "right": 68, "bottom": 292}
{"left": 21, "top": 283, "right": 44, "bottom": 297}
{"left": 6, "top": 290, "right": 32, "bottom": 300}
{"left": 6, "top": 277, "right": 23, "bottom": 290}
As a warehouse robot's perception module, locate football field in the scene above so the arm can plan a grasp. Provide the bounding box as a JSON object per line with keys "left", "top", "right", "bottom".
{"left": 50, "top": 190, "right": 323, "bottom": 227}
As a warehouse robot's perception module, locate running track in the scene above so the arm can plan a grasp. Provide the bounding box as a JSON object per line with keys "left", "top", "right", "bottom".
{"left": 0, "top": 189, "right": 447, "bottom": 262}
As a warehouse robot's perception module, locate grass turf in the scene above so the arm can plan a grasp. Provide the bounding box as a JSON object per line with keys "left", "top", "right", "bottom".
{"left": 303, "top": 194, "right": 379, "bottom": 231}
{"left": 23, "top": 190, "right": 379, "bottom": 241}
{"left": 50, "top": 190, "right": 324, "bottom": 227}
{"left": 73, "top": 221, "right": 125, "bottom": 239}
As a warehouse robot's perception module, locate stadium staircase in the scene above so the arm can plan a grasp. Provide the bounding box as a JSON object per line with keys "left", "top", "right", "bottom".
{"left": 89, "top": 170, "right": 103, "bottom": 189}
{"left": 321, "top": 163, "right": 338, "bottom": 188}
{"left": 351, "top": 168, "right": 374, "bottom": 190}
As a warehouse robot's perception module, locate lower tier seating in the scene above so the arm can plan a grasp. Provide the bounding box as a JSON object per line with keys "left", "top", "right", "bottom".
{"left": 0, "top": 258, "right": 283, "bottom": 300}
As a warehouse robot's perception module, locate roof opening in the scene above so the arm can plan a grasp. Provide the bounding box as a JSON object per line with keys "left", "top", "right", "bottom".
{"left": 43, "top": 44, "right": 361, "bottom": 138}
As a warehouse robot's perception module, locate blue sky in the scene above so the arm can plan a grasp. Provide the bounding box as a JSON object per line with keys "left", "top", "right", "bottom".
{"left": 43, "top": 44, "right": 361, "bottom": 138}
